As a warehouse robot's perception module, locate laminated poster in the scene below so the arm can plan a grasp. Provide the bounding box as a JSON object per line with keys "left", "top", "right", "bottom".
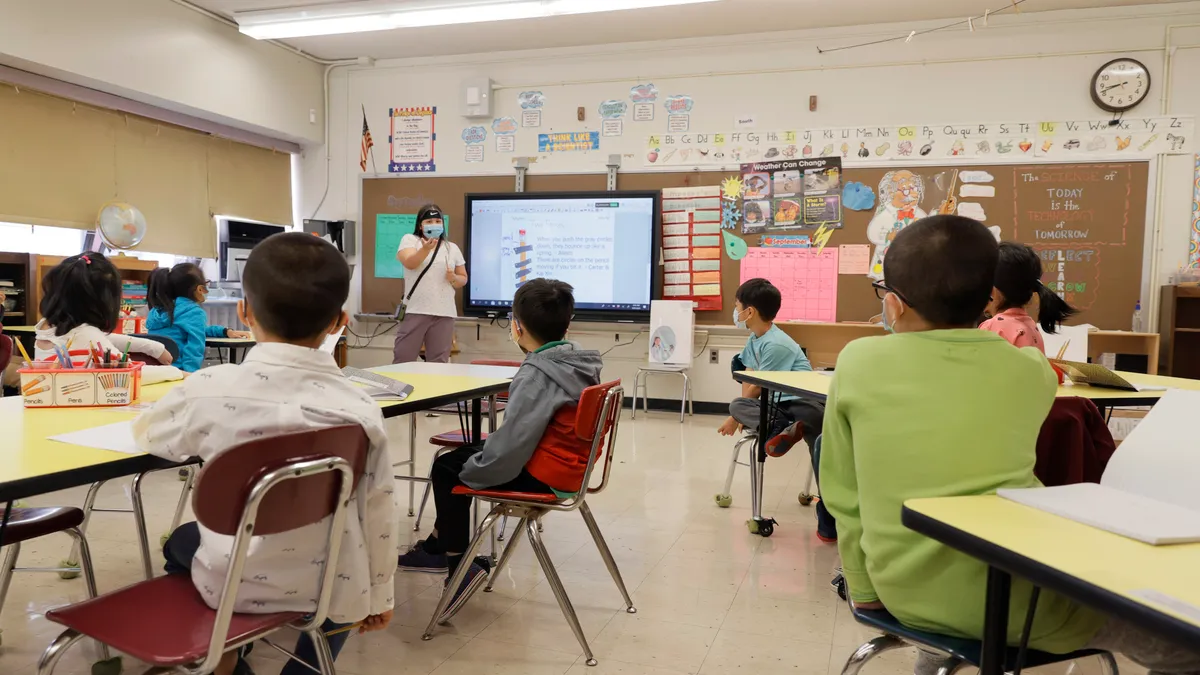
{"left": 388, "top": 107, "right": 436, "bottom": 173}
{"left": 662, "top": 185, "right": 724, "bottom": 311}
{"left": 740, "top": 157, "right": 843, "bottom": 234}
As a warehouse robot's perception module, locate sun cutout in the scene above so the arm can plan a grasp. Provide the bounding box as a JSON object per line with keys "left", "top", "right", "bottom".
{"left": 721, "top": 176, "right": 744, "bottom": 201}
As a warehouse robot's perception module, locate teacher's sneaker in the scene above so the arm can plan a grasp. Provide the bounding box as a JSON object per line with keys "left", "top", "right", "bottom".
{"left": 398, "top": 538, "right": 448, "bottom": 573}
{"left": 765, "top": 421, "right": 805, "bottom": 458}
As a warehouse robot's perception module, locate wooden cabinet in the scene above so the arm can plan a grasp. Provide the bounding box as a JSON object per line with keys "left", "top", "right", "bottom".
{"left": 1158, "top": 285, "right": 1200, "bottom": 378}
{"left": 0, "top": 252, "right": 36, "bottom": 326}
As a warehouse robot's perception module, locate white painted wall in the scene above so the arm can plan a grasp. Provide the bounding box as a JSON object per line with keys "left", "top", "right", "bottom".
{"left": 305, "top": 3, "right": 1200, "bottom": 405}
{"left": 0, "top": 0, "right": 325, "bottom": 144}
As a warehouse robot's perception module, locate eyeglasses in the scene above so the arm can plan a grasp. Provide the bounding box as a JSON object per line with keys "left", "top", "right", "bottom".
{"left": 872, "top": 280, "right": 914, "bottom": 308}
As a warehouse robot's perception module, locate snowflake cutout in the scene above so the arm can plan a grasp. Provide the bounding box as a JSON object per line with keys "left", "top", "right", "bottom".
{"left": 722, "top": 202, "right": 741, "bottom": 230}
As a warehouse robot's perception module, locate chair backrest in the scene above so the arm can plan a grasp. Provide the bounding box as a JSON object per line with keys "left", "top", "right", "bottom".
{"left": 131, "top": 333, "right": 181, "bottom": 361}
{"left": 193, "top": 424, "right": 369, "bottom": 536}
{"left": 573, "top": 380, "right": 623, "bottom": 497}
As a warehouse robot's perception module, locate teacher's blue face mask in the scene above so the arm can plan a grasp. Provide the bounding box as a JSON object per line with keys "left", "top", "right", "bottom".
{"left": 421, "top": 219, "right": 444, "bottom": 239}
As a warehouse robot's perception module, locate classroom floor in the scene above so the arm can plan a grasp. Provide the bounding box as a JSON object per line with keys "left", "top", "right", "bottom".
{"left": 3, "top": 410, "right": 1146, "bottom": 675}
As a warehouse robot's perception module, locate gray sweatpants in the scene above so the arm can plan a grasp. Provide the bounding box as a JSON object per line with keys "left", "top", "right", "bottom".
{"left": 729, "top": 396, "right": 824, "bottom": 449}
{"left": 392, "top": 313, "right": 455, "bottom": 363}
{"left": 914, "top": 618, "right": 1200, "bottom": 675}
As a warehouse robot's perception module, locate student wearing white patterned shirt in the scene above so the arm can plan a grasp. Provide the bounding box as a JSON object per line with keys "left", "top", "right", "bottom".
{"left": 134, "top": 234, "right": 397, "bottom": 675}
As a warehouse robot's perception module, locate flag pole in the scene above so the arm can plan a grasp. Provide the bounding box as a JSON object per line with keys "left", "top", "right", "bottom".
{"left": 364, "top": 104, "right": 380, "bottom": 175}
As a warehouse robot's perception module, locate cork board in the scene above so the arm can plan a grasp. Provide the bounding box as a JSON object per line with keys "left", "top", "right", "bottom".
{"left": 360, "top": 161, "right": 1147, "bottom": 329}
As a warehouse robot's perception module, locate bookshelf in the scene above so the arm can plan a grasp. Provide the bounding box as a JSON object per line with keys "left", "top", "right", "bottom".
{"left": 1158, "top": 284, "right": 1200, "bottom": 378}
{"left": 0, "top": 252, "right": 35, "bottom": 326}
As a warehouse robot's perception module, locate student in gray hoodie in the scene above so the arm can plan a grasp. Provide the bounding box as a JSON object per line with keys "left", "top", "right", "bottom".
{"left": 399, "top": 278, "right": 602, "bottom": 619}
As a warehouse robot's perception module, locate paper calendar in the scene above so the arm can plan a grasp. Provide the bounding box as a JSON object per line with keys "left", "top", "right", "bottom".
{"left": 739, "top": 247, "right": 839, "bottom": 323}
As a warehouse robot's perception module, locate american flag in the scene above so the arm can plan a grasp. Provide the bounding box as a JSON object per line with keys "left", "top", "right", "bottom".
{"left": 359, "top": 106, "right": 374, "bottom": 172}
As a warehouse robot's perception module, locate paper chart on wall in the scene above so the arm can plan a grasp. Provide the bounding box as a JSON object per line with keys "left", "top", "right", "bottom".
{"left": 389, "top": 107, "right": 437, "bottom": 173}
{"left": 741, "top": 157, "right": 843, "bottom": 235}
{"left": 739, "top": 247, "right": 839, "bottom": 323}
{"left": 662, "top": 185, "right": 724, "bottom": 311}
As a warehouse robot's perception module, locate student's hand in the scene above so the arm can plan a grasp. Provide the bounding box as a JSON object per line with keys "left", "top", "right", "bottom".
{"left": 358, "top": 610, "right": 393, "bottom": 633}
{"left": 854, "top": 600, "right": 886, "bottom": 611}
{"left": 226, "top": 330, "right": 252, "bottom": 339}
{"left": 159, "top": 350, "right": 174, "bottom": 365}
{"left": 422, "top": 237, "right": 439, "bottom": 251}
{"left": 717, "top": 416, "right": 742, "bottom": 436}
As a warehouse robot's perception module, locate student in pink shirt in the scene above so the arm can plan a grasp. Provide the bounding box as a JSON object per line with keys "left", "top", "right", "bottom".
{"left": 979, "top": 242, "right": 1077, "bottom": 353}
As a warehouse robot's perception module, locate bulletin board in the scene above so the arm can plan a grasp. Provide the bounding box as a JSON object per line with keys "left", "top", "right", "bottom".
{"left": 360, "top": 161, "right": 1147, "bottom": 329}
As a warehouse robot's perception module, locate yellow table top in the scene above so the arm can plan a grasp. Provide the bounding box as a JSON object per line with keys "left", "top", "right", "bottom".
{"left": 0, "top": 369, "right": 512, "bottom": 500}
{"left": 3, "top": 325, "right": 35, "bottom": 335}
{"left": 735, "top": 369, "right": 1200, "bottom": 403}
{"left": 904, "top": 495, "right": 1200, "bottom": 637}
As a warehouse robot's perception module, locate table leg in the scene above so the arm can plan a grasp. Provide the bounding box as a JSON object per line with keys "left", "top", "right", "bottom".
{"left": 748, "top": 387, "right": 776, "bottom": 536}
{"left": 0, "top": 501, "right": 11, "bottom": 548}
{"left": 980, "top": 565, "right": 1012, "bottom": 675}
{"left": 407, "top": 414, "right": 417, "bottom": 517}
{"left": 130, "top": 472, "right": 155, "bottom": 579}
{"left": 471, "top": 398, "right": 483, "bottom": 444}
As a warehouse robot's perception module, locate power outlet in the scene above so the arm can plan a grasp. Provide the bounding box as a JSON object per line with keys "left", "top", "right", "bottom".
{"left": 709, "top": 349, "right": 720, "bottom": 364}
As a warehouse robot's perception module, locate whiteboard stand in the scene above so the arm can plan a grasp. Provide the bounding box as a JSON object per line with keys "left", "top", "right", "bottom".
{"left": 632, "top": 300, "right": 695, "bottom": 423}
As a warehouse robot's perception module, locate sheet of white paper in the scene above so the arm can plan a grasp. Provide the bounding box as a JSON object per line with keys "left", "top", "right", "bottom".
{"left": 1103, "top": 389, "right": 1200, "bottom": 513}
{"left": 49, "top": 421, "right": 141, "bottom": 455}
{"left": 1039, "top": 323, "right": 1089, "bottom": 362}
{"left": 321, "top": 327, "right": 346, "bottom": 354}
{"left": 999, "top": 483, "right": 1200, "bottom": 545}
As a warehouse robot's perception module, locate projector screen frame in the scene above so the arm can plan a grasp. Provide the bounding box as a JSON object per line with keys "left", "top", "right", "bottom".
{"left": 462, "top": 190, "right": 663, "bottom": 323}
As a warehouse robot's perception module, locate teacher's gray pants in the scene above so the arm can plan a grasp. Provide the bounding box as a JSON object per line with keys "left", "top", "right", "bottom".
{"left": 392, "top": 313, "right": 455, "bottom": 363}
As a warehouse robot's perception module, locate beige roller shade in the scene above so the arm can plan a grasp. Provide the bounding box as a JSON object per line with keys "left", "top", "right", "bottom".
{"left": 0, "top": 83, "right": 293, "bottom": 258}
{"left": 206, "top": 138, "right": 293, "bottom": 227}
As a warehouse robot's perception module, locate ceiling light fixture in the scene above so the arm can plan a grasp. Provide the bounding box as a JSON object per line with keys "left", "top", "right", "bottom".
{"left": 235, "top": 0, "right": 722, "bottom": 40}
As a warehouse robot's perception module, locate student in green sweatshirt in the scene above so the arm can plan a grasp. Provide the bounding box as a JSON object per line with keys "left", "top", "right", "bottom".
{"left": 820, "top": 216, "right": 1200, "bottom": 674}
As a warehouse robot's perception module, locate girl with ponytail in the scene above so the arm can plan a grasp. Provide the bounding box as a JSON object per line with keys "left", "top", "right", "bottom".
{"left": 980, "top": 241, "right": 1078, "bottom": 353}
{"left": 147, "top": 263, "right": 249, "bottom": 371}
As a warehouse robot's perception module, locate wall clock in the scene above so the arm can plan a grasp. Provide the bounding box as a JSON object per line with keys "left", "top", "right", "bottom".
{"left": 1091, "top": 58, "right": 1150, "bottom": 113}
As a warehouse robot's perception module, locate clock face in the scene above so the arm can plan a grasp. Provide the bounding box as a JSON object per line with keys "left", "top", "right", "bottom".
{"left": 1092, "top": 58, "right": 1150, "bottom": 113}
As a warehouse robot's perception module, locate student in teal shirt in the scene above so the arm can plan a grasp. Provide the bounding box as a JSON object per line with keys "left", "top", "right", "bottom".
{"left": 147, "top": 263, "right": 250, "bottom": 372}
{"left": 821, "top": 215, "right": 1200, "bottom": 674}
{"left": 719, "top": 278, "right": 831, "bottom": 538}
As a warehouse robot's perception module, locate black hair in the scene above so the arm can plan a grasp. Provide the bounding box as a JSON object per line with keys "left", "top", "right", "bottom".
{"left": 512, "top": 278, "right": 575, "bottom": 344}
{"left": 39, "top": 252, "right": 123, "bottom": 335}
{"left": 413, "top": 204, "right": 445, "bottom": 239}
{"left": 744, "top": 202, "right": 763, "bottom": 222}
{"left": 242, "top": 233, "right": 349, "bottom": 342}
{"left": 994, "top": 241, "right": 1078, "bottom": 333}
{"left": 735, "top": 278, "right": 782, "bottom": 321}
{"left": 883, "top": 215, "right": 998, "bottom": 327}
{"left": 147, "top": 263, "right": 207, "bottom": 323}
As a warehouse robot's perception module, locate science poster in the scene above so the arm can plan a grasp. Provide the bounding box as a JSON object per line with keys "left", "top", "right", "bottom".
{"left": 740, "top": 157, "right": 842, "bottom": 234}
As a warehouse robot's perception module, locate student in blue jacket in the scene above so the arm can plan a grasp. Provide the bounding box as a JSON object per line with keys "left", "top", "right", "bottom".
{"left": 147, "top": 263, "right": 250, "bottom": 372}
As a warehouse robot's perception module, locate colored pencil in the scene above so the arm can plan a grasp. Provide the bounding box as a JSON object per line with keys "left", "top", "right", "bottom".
{"left": 323, "top": 622, "right": 364, "bottom": 637}
{"left": 120, "top": 340, "right": 132, "bottom": 365}
{"left": 13, "top": 338, "right": 33, "bottom": 367}
{"left": 1055, "top": 340, "right": 1070, "bottom": 361}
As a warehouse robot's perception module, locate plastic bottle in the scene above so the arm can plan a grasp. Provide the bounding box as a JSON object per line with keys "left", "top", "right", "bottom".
{"left": 1131, "top": 301, "right": 1144, "bottom": 333}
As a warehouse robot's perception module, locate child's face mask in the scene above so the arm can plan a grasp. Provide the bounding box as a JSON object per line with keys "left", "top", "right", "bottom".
{"left": 881, "top": 294, "right": 905, "bottom": 333}
{"left": 733, "top": 306, "right": 749, "bottom": 330}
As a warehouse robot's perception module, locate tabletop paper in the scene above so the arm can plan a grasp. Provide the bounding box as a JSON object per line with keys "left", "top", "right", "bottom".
{"left": 49, "top": 421, "right": 141, "bottom": 455}
{"left": 739, "top": 247, "right": 839, "bottom": 323}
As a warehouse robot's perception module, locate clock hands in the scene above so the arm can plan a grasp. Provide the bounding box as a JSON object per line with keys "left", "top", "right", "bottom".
{"left": 1100, "top": 81, "right": 1128, "bottom": 94}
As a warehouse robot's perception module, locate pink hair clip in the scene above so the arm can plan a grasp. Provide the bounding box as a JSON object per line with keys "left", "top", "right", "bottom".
{"left": 80, "top": 254, "right": 91, "bottom": 265}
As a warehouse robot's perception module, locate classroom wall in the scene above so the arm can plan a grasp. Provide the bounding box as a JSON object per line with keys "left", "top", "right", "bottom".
{"left": 306, "top": 2, "right": 1200, "bottom": 405}
{"left": 0, "top": 0, "right": 325, "bottom": 145}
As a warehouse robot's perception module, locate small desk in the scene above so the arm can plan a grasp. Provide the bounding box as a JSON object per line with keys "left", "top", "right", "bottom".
{"left": 2, "top": 324, "right": 34, "bottom": 336}
{"left": 903, "top": 496, "right": 1200, "bottom": 675}
{"left": 731, "top": 369, "right": 1200, "bottom": 531}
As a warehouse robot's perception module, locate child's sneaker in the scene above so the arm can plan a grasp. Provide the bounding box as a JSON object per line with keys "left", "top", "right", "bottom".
{"left": 439, "top": 558, "right": 491, "bottom": 623}
{"left": 397, "top": 538, "right": 448, "bottom": 573}
{"left": 765, "top": 421, "right": 805, "bottom": 457}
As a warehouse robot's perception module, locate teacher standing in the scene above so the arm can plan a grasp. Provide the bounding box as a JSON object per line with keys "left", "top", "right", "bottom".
{"left": 393, "top": 204, "right": 467, "bottom": 363}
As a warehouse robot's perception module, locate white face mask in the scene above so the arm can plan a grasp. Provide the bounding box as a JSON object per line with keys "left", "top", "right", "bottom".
{"left": 733, "top": 307, "right": 748, "bottom": 330}
{"left": 880, "top": 297, "right": 894, "bottom": 333}
{"left": 510, "top": 318, "right": 528, "bottom": 354}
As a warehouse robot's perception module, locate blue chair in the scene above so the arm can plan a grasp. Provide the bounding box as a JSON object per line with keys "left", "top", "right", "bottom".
{"left": 130, "top": 334, "right": 180, "bottom": 363}
{"left": 840, "top": 605, "right": 1117, "bottom": 675}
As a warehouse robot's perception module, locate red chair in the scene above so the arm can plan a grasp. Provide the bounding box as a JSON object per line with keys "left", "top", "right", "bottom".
{"left": 1035, "top": 396, "right": 1117, "bottom": 487}
{"left": 36, "top": 426, "right": 369, "bottom": 675}
{"left": 0, "top": 508, "right": 102, "bottom": 650}
{"left": 420, "top": 381, "right": 633, "bottom": 666}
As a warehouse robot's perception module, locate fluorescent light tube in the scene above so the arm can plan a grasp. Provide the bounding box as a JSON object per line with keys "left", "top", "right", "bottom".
{"left": 237, "top": 0, "right": 722, "bottom": 40}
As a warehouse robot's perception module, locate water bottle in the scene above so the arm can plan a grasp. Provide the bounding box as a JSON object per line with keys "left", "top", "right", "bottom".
{"left": 1131, "top": 301, "right": 1144, "bottom": 333}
